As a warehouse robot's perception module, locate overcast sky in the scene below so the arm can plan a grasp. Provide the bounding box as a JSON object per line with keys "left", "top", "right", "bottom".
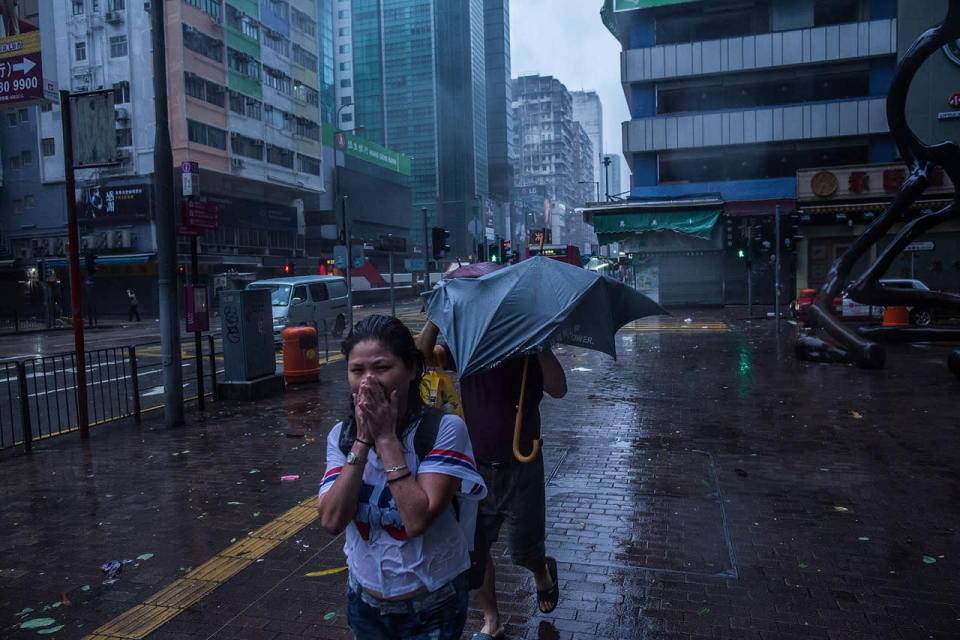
{"left": 510, "top": 0, "right": 631, "bottom": 191}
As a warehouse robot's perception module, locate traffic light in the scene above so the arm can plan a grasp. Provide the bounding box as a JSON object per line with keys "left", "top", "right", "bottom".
{"left": 283, "top": 263, "right": 292, "bottom": 275}
{"left": 784, "top": 212, "right": 803, "bottom": 248}
{"left": 488, "top": 243, "right": 499, "bottom": 263}
{"left": 85, "top": 252, "right": 96, "bottom": 274}
{"left": 431, "top": 227, "right": 450, "bottom": 260}
{"left": 501, "top": 239, "right": 511, "bottom": 261}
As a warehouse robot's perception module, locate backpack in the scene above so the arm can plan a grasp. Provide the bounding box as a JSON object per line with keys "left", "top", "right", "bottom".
{"left": 338, "top": 406, "right": 486, "bottom": 588}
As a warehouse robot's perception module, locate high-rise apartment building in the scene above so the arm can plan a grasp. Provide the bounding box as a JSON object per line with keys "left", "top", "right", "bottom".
{"left": 2, "top": 0, "right": 328, "bottom": 315}
{"left": 593, "top": 0, "right": 898, "bottom": 305}
{"left": 571, "top": 90, "right": 603, "bottom": 201}
{"left": 513, "top": 74, "right": 589, "bottom": 246}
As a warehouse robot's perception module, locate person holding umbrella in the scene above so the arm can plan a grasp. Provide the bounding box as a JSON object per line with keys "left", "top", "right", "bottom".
{"left": 318, "top": 315, "right": 487, "bottom": 640}
{"left": 417, "top": 262, "right": 568, "bottom": 639}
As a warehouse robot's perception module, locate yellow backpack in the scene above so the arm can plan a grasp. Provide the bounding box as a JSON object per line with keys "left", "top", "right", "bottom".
{"left": 419, "top": 346, "right": 465, "bottom": 420}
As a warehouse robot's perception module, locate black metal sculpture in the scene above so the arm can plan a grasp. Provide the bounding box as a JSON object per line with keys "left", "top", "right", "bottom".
{"left": 797, "top": 0, "right": 960, "bottom": 374}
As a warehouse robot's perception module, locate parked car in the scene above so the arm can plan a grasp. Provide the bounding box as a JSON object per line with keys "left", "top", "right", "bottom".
{"left": 246, "top": 275, "right": 349, "bottom": 339}
{"left": 789, "top": 278, "right": 952, "bottom": 326}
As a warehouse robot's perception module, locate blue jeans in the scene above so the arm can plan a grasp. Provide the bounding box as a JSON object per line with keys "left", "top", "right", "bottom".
{"left": 346, "top": 572, "right": 468, "bottom": 640}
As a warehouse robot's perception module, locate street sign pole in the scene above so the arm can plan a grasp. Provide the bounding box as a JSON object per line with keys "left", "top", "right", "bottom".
{"left": 59, "top": 90, "right": 89, "bottom": 440}
{"left": 344, "top": 194, "right": 353, "bottom": 331}
{"left": 775, "top": 204, "right": 782, "bottom": 334}
{"left": 389, "top": 252, "right": 395, "bottom": 318}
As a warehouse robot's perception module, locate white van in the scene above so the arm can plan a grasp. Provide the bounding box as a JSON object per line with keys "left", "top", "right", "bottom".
{"left": 245, "top": 275, "right": 349, "bottom": 338}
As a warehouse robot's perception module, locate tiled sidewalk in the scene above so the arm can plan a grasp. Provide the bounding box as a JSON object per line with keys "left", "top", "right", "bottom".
{"left": 2, "top": 310, "right": 958, "bottom": 639}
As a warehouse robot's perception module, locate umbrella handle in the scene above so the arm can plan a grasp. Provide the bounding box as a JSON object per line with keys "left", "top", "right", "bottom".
{"left": 512, "top": 356, "right": 540, "bottom": 463}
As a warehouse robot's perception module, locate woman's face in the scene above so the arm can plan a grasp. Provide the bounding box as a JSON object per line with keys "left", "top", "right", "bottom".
{"left": 347, "top": 339, "right": 415, "bottom": 411}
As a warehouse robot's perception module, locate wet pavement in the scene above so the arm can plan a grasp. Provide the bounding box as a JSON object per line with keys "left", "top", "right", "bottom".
{"left": 1, "top": 308, "right": 958, "bottom": 640}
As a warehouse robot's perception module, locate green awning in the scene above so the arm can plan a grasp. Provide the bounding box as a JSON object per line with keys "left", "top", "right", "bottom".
{"left": 594, "top": 210, "right": 720, "bottom": 240}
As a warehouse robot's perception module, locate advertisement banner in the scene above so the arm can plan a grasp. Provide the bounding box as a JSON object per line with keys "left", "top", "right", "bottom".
{"left": 0, "top": 3, "right": 44, "bottom": 106}
{"left": 204, "top": 195, "right": 297, "bottom": 232}
{"left": 82, "top": 184, "right": 151, "bottom": 221}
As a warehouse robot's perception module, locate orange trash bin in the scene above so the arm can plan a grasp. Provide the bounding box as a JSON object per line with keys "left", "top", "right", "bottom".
{"left": 882, "top": 306, "right": 910, "bottom": 327}
{"left": 282, "top": 326, "right": 320, "bottom": 383}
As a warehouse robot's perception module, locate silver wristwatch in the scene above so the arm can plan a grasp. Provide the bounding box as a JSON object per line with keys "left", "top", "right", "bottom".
{"left": 345, "top": 451, "right": 366, "bottom": 466}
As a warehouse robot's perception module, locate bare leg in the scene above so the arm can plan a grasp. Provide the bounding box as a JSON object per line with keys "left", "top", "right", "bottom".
{"left": 473, "top": 550, "right": 504, "bottom": 638}
{"left": 521, "top": 556, "right": 555, "bottom": 606}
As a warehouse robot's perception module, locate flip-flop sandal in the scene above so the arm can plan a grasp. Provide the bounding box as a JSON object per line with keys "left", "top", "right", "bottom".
{"left": 536, "top": 556, "right": 559, "bottom": 613}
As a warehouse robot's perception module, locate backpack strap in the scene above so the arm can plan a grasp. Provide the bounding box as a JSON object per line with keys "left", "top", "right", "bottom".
{"left": 338, "top": 405, "right": 446, "bottom": 463}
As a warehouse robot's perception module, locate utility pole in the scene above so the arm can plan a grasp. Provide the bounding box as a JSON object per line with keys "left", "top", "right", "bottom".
{"left": 344, "top": 194, "right": 353, "bottom": 331}
{"left": 422, "top": 207, "right": 430, "bottom": 289}
{"left": 151, "top": 0, "right": 183, "bottom": 427}
{"left": 775, "top": 204, "right": 782, "bottom": 333}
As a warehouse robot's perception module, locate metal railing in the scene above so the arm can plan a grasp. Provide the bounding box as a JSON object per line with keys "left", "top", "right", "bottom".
{"left": 0, "top": 335, "right": 224, "bottom": 451}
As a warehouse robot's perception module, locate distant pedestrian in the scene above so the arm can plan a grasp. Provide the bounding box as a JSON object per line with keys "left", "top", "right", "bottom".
{"left": 126, "top": 289, "right": 140, "bottom": 322}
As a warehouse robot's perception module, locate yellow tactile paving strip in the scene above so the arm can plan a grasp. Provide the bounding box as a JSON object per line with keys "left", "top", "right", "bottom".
{"left": 81, "top": 497, "right": 320, "bottom": 640}
{"left": 622, "top": 317, "right": 730, "bottom": 333}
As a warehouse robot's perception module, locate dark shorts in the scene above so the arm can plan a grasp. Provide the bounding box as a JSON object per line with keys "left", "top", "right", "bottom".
{"left": 346, "top": 572, "right": 468, "bottom": 640}
{"left": 477, "top": 452, "right": 546, "bottom": 566}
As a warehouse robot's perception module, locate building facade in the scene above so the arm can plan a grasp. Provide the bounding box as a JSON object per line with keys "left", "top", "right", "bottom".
{"left": 513, "top": 74, "right": 590, "bottom": 247}
{"left": 571, "top": 90, "right": 603, "bottom": 202}
{"left": 596, "top": 0, "right": 899, "bottom": 305}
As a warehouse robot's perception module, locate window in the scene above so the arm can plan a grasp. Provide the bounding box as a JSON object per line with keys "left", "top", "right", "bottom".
{"left": 298, "top": 154, "right": 321, "bottom": 176}
{"left": 9, "top": 155, "right": 19, "bottom": 169}
{"left": 21, "top": 150, "right": 31, "bottom": 166}
{"left": 231, "top": 133, "right": 263, "bottom": 160}
{"left": 226, "top": 5, "right": 258, "bottom": 40}
{"left": 263, "top": 29, "right": 289, "bottom": 56}
{"left": 41, "top": 103, "right": 52, "bottom": 112}
{"left": 294, "top": 81, "right": 318, "bottom": 106}
{"left": 186, "top": 0, "right": 221, "bottom": 21}
{"left": 110, "top": 35, "right": 128, "bottom": 57}
{"left": 72, "top": 1, "right": 83, "bottom": 15}
{"left": 341, "top": 95, "right": 352, "bottom": 106}
{"left": 205, "top": 80, "right": 225, "bottom": 107}
{"left": 75, "top": 41, "right": 86, "bottom": 61}
{"left": 227, "top": 49, "right": 259, "bottom": 79}
{"left": 291, "top": 6, "right": 316, "bottom": 34}
{"left": 341, "top": 112, "right": 352, "bottom": 122}
{"left": 18, "top": 108, "right": 27, "bottom": 123}
{"left": 338, "top": 44, "right": 350, "bottom": 54}
{"left": 13, "top": 199, "right": 22, "bottom": 213}
{"left": 185, "top": 73, "right": 205, "bottom": 99}
{"left": 308, "top": 282, "right": 328, "bottom": 301}
{"left": 339, "top": 61, "right": 351, "bottom": 71}
{"left": 263, "top": 106, "right": 292, "bottom": 130}
{"left": 266, "top": 145, "right": 294, "bottom": 168}
{"left": 6, "top": 112, "right": 16, "bottom": 126}
{"left": 292, "top": 285, "right": 307, "bottom": 301}
{"left": 183, "top": 24, "right": 223, "bottom": 62}
{"left": 187, "top": 119, "right": 226, "bottom": 149}
{"left": 266, "top": 0, "right": 288, "bottom": 20}
{"left": 42, "top": 138, "right": 55, "bottom": 156}
{"left": 338, "top": 9, "right": 349, "bottom": 18}
{"left": 113, "top": 81, "right": 130, "bottom": 104}
{"left": 108, "top": 0, "right": 125, "bottom": 10}
{"left": 338, "top": 27, "right": 350, "bottom": 36}
{"left": 264, "top": 66, "right": 292, "bottom": 94}
{"left": 295, "top": 117, "right": 319, "bottom": 141}
{"left": 340, "top": 78, "right": 351, "bottom": 88}
{"left": 24, "top": 195, "right": 35, "bottom": 208}
{"left": 293, "top": 44, "right": 318, "bottom": 71}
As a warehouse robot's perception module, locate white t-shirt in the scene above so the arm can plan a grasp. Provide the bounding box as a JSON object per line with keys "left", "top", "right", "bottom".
{"left": 319, "top": 412, "right": 487, "bottom": 598}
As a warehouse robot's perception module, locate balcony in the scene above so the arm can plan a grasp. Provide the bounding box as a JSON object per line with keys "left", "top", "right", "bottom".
{"left": 624, "top": 97, "right": 887, "bottom": 154}
{"left": 623, "top": 19, "right": 896, "bottom": 84}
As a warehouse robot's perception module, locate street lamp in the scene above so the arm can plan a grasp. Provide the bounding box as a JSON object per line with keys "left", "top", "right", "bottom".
{"left": 334, "top": 103, "right": 363, "bottom": 331}
{"left": 578, "top": 180, "right": 599, "bottom": 203}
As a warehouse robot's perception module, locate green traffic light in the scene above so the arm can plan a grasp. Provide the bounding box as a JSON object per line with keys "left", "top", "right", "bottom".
{"left": 737, "top": 249, "right": 746, "bottom": 258}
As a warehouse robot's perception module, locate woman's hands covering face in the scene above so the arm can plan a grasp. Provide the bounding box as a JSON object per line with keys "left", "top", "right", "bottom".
{"left": 353, "top": 374, "right": 400, "bottom": 443}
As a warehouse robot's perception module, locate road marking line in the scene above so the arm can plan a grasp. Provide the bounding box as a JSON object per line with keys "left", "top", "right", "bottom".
{"left": 82, "top": 496, "right": 321, "bottom": 640}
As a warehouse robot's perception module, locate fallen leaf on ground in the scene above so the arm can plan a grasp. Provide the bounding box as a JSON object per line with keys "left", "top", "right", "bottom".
{"left": 306, "top": 566, "right": 348, "bottom": 577}
{"left": 20, "top": 618, "right": 56, "bottom": 629}
{"left": 324, "top": 612, "right": 337, "bottom": 622}
{"left": 849, "top": 410, "right": 863, "bottom": 419}
{"left": 922, "top": 555, "right": 937, "bottom": 564}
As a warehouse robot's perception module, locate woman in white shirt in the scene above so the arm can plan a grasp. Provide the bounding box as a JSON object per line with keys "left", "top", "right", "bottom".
{"left": 318, "top": 314, "right": 486, "bottom": 640}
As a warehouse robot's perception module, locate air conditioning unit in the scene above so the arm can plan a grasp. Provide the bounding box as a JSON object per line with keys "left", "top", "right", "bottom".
{"left": 111, "top": 230, "right": 127, "bottom": 248}
{"left": 96, "top": 232, "right": 108, "bottom": 248}
{"left": 17, "top": 247, "right": 31, "bottom": 260}
{"left": 81, "top": 234, "right": 96, "bottom": 250}
{"left": 105, "top": 10, "right": 123, "bottom": 23}
{"left": 54, "top": 238, "right": 66, "bottom": 256}
{"left": 231, "top": 158, "right": 245, "bottom": 169}
{"left": 115, "top": 107, "right": 129, "bottom": 122}
{"left": 116, "top": 149, "right": 131, "bottom": 161}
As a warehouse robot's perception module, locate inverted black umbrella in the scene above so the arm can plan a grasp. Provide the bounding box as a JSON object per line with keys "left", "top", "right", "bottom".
{"left": 423, "top": 256, "right": 667, "bottom": 461}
